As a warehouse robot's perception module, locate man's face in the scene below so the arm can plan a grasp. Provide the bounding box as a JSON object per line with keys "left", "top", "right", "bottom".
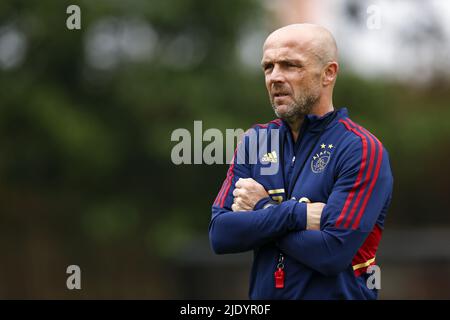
{"left": 261, "top": 39, "right": 323, "bottom": 121}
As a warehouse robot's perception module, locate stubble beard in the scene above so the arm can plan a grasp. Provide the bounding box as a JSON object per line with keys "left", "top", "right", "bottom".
{"left": 272, "top": 91, "right": 320, "bottom": 123}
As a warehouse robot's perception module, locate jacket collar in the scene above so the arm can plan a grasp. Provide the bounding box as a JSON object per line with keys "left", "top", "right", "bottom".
{"left": 281, "top": 107, "right": 348, "bottom": 133}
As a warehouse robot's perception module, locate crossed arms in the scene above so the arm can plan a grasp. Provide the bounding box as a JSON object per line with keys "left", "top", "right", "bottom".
{"left": 209, "top": 142, "right": 393, "bottom": 276}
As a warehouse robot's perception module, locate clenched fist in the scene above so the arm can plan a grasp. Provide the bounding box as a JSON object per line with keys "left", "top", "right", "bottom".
{"left": 231, "top": 178, "right": 269, "bottom": 212}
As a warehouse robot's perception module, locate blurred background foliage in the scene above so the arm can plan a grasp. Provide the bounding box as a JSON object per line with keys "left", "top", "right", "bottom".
{"left": 0, "top": 0, "right": 449, "bottom": 298}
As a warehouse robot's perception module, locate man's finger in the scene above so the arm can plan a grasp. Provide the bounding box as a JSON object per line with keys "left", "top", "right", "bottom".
{"left": 235, "top": 178, "right": 244, "bottom": 188}
{"left": 239, "top": 197, "right": 253, "bottom": 209}
{"left": 235, "top": 177, "right": 255, "bottom": 188}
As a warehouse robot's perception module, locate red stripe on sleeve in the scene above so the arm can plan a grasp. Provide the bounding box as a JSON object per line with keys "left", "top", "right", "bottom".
{"left": 216, "top": 148, "right": 238, "bottom": 208}
{"left": 335, "top": 119, "right": 369, "bottom": 227}
{"left": 351, "top": 131, "right": 383, "bottom": 229}
{"left": 220, "top": 162, "right": 235, "bottom": 208}
{"left": 214, "top": 179, "right": 229, "bottom": 206}
{"left": 343, "top": 125, "right": 376, "bottom": 228}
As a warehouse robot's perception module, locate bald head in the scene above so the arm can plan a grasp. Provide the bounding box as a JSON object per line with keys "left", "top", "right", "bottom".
{"left": 263, "top": 23, "right": 338, "bottom": 66}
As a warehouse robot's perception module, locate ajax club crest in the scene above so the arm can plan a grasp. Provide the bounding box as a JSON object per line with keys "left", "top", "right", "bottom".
{"left": 311, "top": 143, "right": 334, "bottom": 173}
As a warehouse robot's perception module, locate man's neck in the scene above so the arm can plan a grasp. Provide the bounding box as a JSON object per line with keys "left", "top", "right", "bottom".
{"left": 286, "top": 117, "right": 304, "bottom": 142}
{"left": 286, "top": 103, "right": 334, "bottom": 142}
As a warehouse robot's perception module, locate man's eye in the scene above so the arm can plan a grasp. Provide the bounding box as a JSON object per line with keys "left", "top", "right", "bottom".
{"left": 263, "top": 64, "right": 273, "bottom": 71}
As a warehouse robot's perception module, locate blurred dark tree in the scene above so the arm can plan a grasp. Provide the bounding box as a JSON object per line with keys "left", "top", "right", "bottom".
{"left": 0, "top": 0, "right": 267, "bottom": 298}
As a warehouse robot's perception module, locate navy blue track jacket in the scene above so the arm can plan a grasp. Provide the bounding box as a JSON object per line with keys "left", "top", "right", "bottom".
{"left": 209, "top": 108, "right": 393, "bottom": 299}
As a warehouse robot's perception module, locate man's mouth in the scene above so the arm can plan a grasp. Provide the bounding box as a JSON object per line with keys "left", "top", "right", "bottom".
{"left": 273, "top": 93, "right": 290, "bottom": 99}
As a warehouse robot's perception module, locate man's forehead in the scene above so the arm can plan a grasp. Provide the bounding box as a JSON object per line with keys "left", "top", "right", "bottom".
{"left": 262, "top": 44, "right": 307, "bottom": 61}
{"left": 263, "top": 33, "right": 314, "bottom": 55}
{"left": 264, "top": 35, "right": 303, "bottom": 49}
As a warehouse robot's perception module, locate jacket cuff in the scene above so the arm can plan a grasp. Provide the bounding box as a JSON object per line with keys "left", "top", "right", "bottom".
{"left": 292, "top": 202, "right": 307, "bottom": 230}
{"left": 254, "top": 197, "right": 275, "bottom": 210}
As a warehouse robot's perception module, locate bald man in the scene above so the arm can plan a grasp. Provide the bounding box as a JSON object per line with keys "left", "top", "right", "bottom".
{"left": 210, "top": 24, "right": 393, "bottom": 299}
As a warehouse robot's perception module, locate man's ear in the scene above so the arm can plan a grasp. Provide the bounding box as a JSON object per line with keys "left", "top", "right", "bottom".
{"left": 322, "top": 61, "right": 339, "bottom": 86}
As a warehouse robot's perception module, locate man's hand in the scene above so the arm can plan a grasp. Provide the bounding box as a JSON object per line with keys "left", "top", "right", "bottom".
{"left": 231, "top": 178, "right": 269, "bottom": 212}
{"left": 306, "top": 202, "right": 326, "bottom": 230}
